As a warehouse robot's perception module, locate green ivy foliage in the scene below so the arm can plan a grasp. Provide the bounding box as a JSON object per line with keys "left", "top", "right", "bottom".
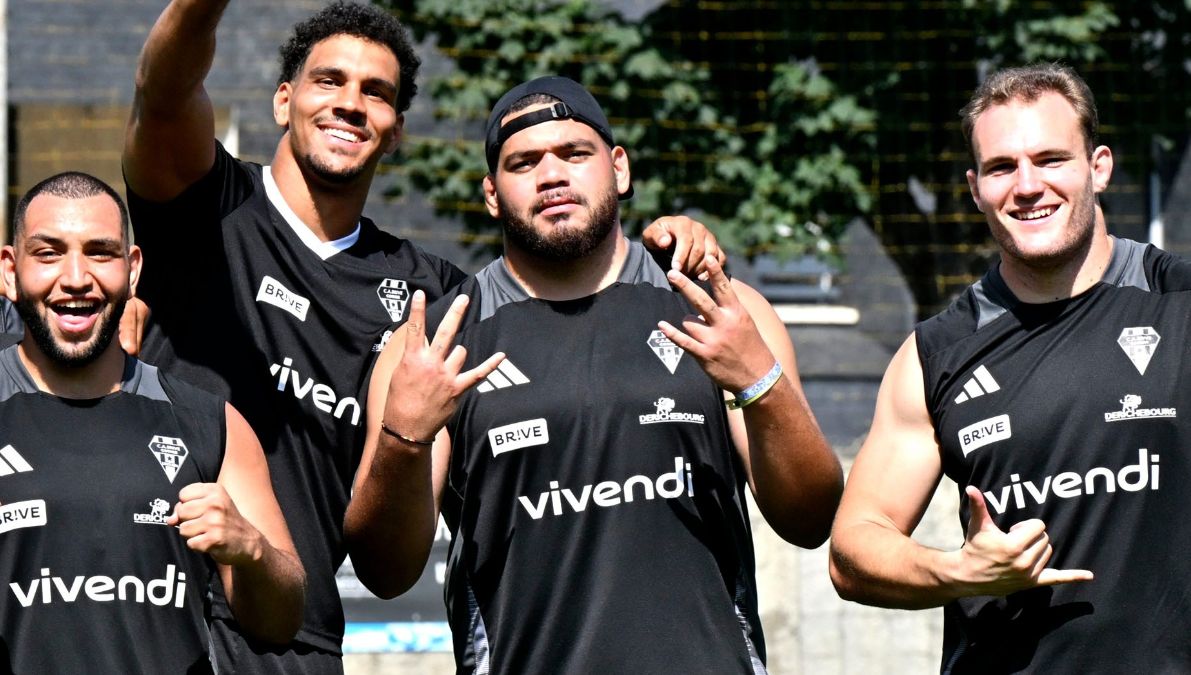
{"left": 379, "top": 0, "right": 875, "bottom": 261}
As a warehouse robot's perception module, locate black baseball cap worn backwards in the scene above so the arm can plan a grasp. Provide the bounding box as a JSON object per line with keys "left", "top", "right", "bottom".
{"left": 484, "top": 76, "right": 633, "bottom": 199}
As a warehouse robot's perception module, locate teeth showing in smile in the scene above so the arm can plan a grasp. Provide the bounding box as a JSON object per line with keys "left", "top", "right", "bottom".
{"left": 1015, "top": 206, "right": 1056, "bottom": 221}
{"left": 323, "top": 128, "right": 362, "bottom": 143}
{"left": 54, "top": 301, "right": 98, "bottom": 315}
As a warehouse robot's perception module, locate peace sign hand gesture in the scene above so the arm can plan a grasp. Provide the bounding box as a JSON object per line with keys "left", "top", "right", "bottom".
{"left": 382, "top": 290, "right": 505, "bottom": 445}
{"left": 656, "top": 256, "right": 776, "bottom": 393}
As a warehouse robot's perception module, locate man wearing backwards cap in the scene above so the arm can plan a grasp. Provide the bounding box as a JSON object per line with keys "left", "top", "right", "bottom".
{"left": 346, "top": 76, "right": 843, "bottom": 673}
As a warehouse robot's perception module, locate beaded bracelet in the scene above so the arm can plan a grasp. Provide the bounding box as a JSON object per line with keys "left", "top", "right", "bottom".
{"left": 726, "top": 361, "right": 783, "bottom": 410}
{"left": 380, "top": 421, "right": 435, "bottom": 447}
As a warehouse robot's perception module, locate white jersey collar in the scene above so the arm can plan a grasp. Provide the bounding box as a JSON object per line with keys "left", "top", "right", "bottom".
{"left": 263, "top": 165, "right": 361, "bottom": 260}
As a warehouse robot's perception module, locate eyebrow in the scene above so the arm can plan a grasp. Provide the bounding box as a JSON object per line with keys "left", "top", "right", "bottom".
{"left": 307, "top": 66, "right": 397, "bottom": 96}
{"left": 24, "top": 234, "right": 124, "bottom": 250}
{"left": 979, "top": 148, "right": 1076, "bottom": 171}
{"left": 503, "top": 138, "right": 600, "bottom": 165}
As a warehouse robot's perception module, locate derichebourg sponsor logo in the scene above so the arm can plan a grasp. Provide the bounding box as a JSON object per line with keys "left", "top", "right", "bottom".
{"left": 982, "top": 448, "right": 1159, "bottom": 515}
{"left": 518, "top": 457, "right": 694, "bottom": 520}
{"left": 256, "top": 275, "right": 310, "bottom": 321}
{"left": 270, "top": 357, "right": 361, "bottom": 426}
{"left": 10, "top": 564, "right": 189, "bottom": 609}
{"left": 1104, "top": 394, "right": 1176, "bottom": 423}
{"left": 133, "top": 498, "right": 172, "bottom": 525}
{"left": 0, "top": 500, "right": 46, "bottom": 534}
{"left": 958, "top": 414, "right": 1011, "bottom": 456}
{"left": 638, "top": 397, "right": 705, "bottom": 425}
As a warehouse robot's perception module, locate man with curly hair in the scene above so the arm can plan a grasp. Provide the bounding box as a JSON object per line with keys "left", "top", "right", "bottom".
{"left": 124, "top": 2, "right": 723, "bottom": 672}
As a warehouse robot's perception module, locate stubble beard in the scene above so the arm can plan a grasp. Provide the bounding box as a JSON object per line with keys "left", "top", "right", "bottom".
{"left": 994, "top": 176, "right": 1097, "bottom": 272}
{"left": 295, "top": 119, "right": 373, "bottom": 186}
{"left": 499, "top": 185, "right": 619, "bottom": 263}
{"left": 299, "top": 149, "right": 369, "bottom": 186}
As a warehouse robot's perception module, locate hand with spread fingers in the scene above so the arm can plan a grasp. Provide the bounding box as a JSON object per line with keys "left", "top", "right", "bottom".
{"left": 642, "top": 215, "right": 727, "bottom": 280}
{"left": 382, "top": 289, "right": 505, "bottom": 444}
{"left": 656, "top": 255, "right": 775, "bottom": 393}
{"left": 167, "top": 482, "right": 264, "bottom": 566}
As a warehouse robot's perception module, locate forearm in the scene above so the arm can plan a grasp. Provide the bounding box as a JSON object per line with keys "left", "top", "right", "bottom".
{"left": 135, "top": 0, "right": 228, "bottom": 109}
{"left": 223, "top": 543, "right": 305, "bottom": 644}
{"left": 743, "top": 377, "right": 843, "bottom": 548}
{"left": 343, "top": 434, "right": 437, "bottom": 599}
{"left": 829, "top": 519, "right": 967, "bottom": 609}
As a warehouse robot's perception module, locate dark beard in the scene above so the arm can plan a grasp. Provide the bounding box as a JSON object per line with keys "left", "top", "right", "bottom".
{"left": 499, "top": 185, "right": 619, "bottom": 262}
{"left": 14, "top": 284, "right": 127, "bottom": 369}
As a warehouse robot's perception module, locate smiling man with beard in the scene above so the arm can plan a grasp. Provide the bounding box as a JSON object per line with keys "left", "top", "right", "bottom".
{"left": 829, "top": 63, "right": 1191, "bottom": 672}
{"left": 0, "top": 172, "right": 304, "bottom": 673}
{"left": 346, "top": 76, "right": 843, "bottom": 673}
{"left": 122, "top": 4, "right": 729, "bottom": 671}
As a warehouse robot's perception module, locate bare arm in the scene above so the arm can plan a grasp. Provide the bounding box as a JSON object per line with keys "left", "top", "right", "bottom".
{"left": 726, "top": 279, "right": 842, "bottom": 547}
{"left": 828, "top": 336, "right": 1092, "bottom": 609}
{"left": 169, "top": 403, "right": 305, "bottom": 643}
{"left": 658, "top": 256, "right": 843, "bottom": 548}
{"left": 124, "top": 0, "right": 228, "bottom": 200}
{"left": 344, "top": 291, "right": 502, "bottom": 599}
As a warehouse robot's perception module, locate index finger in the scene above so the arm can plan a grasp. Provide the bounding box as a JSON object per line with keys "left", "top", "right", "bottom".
{"left": 665, "top": 267, "right": 717, "bottom": 319}
{"left": 670, "top": 221, "right": 693, "bottom": 272}
{"left": 176, "top": 482, "right": 215, "bottom": 503}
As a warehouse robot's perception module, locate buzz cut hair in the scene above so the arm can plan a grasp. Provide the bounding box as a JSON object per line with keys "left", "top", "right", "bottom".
{"left": 12, "top": 172, "right": 131, "bottom": 248}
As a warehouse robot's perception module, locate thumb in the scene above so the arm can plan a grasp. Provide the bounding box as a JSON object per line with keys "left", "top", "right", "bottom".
{"left": 964, "top": 485, "right": 1002, "bottom": 540}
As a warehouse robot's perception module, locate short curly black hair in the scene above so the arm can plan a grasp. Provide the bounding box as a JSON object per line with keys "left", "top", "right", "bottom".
{"left": 278, "top": 1, "right": 421, "bottom": 113}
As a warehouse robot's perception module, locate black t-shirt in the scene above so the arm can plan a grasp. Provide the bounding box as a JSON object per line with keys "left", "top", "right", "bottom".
{"left": 428, "top": 243, "right": 766, "bottom": 674}
{"left": 0, "top": 346, "right": 224, "bottom": 674}
{"left": 917, "top": 238, "right": 1191, "bottom": 673}
{"left": 127, "top": 144, "right": 466, "bottom": 651}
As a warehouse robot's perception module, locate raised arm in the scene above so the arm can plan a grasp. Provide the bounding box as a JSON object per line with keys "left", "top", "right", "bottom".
{"left": 828, "top": 336, "right": 1092, "bottom": 609}
{"left": 169, "top": 403, "right": 305, "bottom": 643}
{"left": 658, "top": 256, "right": 843, "bottom": 548}
{"left": 344, "top": 291, "right": 503, "bottom": 599}
{"left": 124, "top": 0, "right": 228, "bottom": 200}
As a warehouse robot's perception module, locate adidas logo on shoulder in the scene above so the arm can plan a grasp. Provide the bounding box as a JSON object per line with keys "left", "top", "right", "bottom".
{"left": 477, "top": 359, "right": 530, "bottom": 393}
{"left": 954, "top": 365, "right": 1000, "bottom": 404}
{"left": 0, "top": 445, "right": 33, "bottom": 476}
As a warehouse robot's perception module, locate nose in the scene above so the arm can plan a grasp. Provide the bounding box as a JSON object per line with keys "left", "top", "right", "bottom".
{"left": 60, "top": 252, "right": 92, "bottom": 292}
{"left": 1013, "top": 160, "right": 1043, "bottom": 198}
{"left": 332, "top": 83, "right": 366, "bottom": 122}
{"left": 535, "top": 153, "right": 569, "bottom": 191}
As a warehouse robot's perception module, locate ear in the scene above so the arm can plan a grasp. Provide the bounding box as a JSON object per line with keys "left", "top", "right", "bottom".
{"left": 482, "top": 174, "right": 500, "bottom": 219}
{"left": 611, "top": 146, "right": 631, "bottom": 198}
{"left": 965, "top": 169, "right": 984, "bottom": 213}
{"left": 384, "top": 114, "right": 405, "bottom": 155}
{"left": 1090, "top": 145, "right": 1113, "bottom": 194}
{"left": 127, "top": 245, "right": 143, "bottom": 297}
{"left": 1, "top": 246, "right": 15, "bottom": 303}
{"left": 273, "top": 83, "right": 293, "bottom": 129}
